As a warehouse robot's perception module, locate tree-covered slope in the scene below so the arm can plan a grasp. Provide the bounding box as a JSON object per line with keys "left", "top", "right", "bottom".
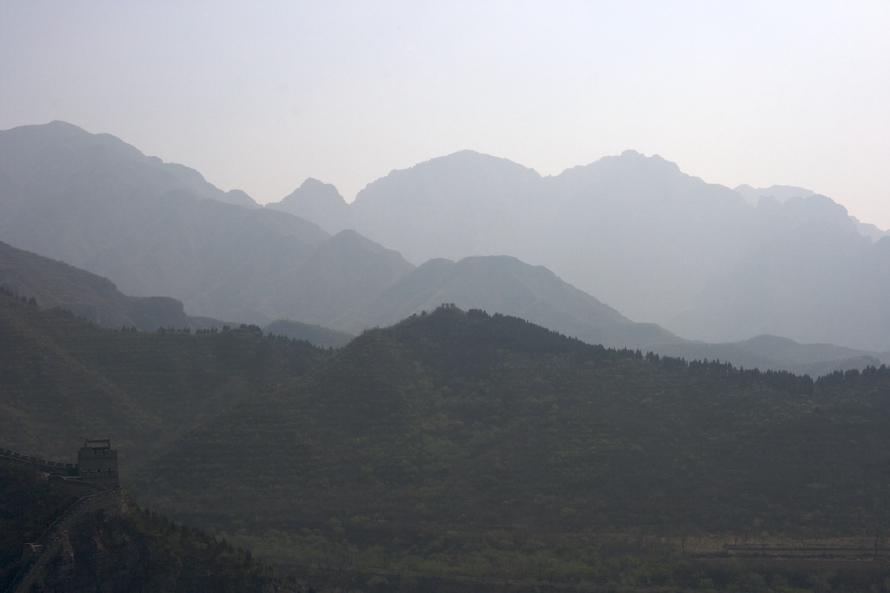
{"left": 0, "top": 289, "right": 327, "bottom": 465}
{"left": 655, "top": 333, "right": 885, "bottom": 376}
{"left": 6, "top": 297, "right": 890, "bottom": 590}
{"left": 264, "top": 319, "right": 353, "bottom": 348}
{"left": 141, "top": 306, "right": 890, "bottom": 541}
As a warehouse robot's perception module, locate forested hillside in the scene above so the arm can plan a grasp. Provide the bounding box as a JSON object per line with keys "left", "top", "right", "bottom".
{"left": 0, "top": 464, "right": 302, "bottom": 593}
{"left": 0, "top": 289, "right": 327, "bottom": 464}
{"left": 134, "top": 306, "right": 890, "bottom": 585}
{"left": 5, "top": 294, "right": 890, "bottom": 589}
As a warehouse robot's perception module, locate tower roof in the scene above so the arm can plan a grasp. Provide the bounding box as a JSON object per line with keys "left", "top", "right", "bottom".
{"left": 81, "top": 439, "right": 111, "bottom": 450}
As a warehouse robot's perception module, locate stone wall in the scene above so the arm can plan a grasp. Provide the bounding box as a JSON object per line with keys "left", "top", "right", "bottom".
{"left": 0, "top": 448, "right": 77, "bottom": 476}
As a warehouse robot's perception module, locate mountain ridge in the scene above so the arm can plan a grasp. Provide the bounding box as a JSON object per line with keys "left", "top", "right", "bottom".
{"left": 6, "top": 120, "right": 890, "bottom": 352}
{"left": 269, "top": 147, "right": 890, "bottom": 350}
{"left": 0, "top": 239, "right": 221, "bottom": 331}
{"left": 267, "top": 177, "right": 351, "bottom": 234}
{"left": 2, "top": 236, "right": 880, "bottom": 374}
{"left": 339, "top": 254, "right": 681, "bottom": 349}
{"left": 0, "top": 121, "right": 415, "bottom": 326}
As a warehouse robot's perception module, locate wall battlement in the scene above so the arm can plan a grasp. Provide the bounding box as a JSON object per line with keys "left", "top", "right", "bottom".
{"left": 0, "top": 439, "right": 119, "bottom": 488}
{"left": 0, "top": 448, "right": 77, "bottom": 476}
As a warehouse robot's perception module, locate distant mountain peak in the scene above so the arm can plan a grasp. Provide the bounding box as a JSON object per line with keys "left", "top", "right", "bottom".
{"left": 327, "top": 228, "right": 380, "bottom": 247}
{"left": 612, "top": 149, "right": 680, "bottom": 169}
{"left": 276, "top": 177, "right": 345, "bottom": 206}
{"left": 387, "top": 149, "right": 541, "bottom": 178}
{"left": 1, "top": 120, "right": 258, "bottom": 208}
{"left": 735, "top": 184, "right": 815, "bottom": 206}
{"left": 443, "top": 148, "right": 488, "bottom": 158}
{"left": 561, "top": 150, "right": 684, "bottom": 179}
{"left": 45, "top": 119, "right": 88, "bottom": 132}
{"left": 222, "top": 189, "right": 256, "bottom": 207}
{"left": 295, "top": 176, "right": 345, "bottom": 199}
{"left": 10, "top": 120, "right": 139, "bottom": 153}
{"left": 741, "top": 334, "right": 799, "bottom": 348}
{"left": 3, "top": 120, "right": 91, "bottom": 138}
{"left": 268, "top": 177, "right": 350, "bottom": 233}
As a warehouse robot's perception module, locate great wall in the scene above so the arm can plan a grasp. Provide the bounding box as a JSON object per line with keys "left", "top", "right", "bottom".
{"left": 1, "top": 440, "right": 122, "bottom": 593}
{"left": 0, "top": 450, "right": 77, "bottom": 477}
{"left": 0, "top": 439, "right": 118, "bottom": 488}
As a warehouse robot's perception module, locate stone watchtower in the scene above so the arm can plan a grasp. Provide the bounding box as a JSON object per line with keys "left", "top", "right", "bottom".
{"left": 77, "top": 439, "right": 118, "bottom": 487}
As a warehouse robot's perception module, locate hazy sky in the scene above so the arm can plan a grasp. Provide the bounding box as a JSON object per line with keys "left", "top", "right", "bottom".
{"left": 2, "top": 1, "right": 889, "bottom": 227}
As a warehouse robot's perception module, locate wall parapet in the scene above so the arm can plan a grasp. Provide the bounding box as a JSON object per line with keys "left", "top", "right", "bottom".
{"left": 0, "top": 448, "right": 77, "bottom": 476}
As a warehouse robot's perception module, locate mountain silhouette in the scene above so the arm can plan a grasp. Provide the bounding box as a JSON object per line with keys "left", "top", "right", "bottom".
{"left": 276, "top": 148, "right": 890, "bottom": 350}
{"left": 268, "top": 177, "right": 352, "bottom": 234}
{"left": 0, "top": 240, "right": 218, "bottom": 330}
{"left": 0, "top": 122, "right": 411, "bottom": 325}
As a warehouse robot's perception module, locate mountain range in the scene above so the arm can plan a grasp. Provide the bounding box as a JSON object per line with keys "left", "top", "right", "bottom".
{"left": 0, "top": 121, "right": 412, "bottom": 326}
{"left": 0, "top": 288, "right": 326, "bottom": 464}
{"left": 0, "top": 122, "right": 685, "bottom": 352}
{"left": 2, "top": 120, "right": 888, "bottom": 372}
{"left": 4, "top": 223, "right": 885, "bottom": 374}
{"left": 336, "top": 254, "right": 680, "bottom": 348}
{"left": 270, "top": 149, "right": 890, "bottom": 351}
